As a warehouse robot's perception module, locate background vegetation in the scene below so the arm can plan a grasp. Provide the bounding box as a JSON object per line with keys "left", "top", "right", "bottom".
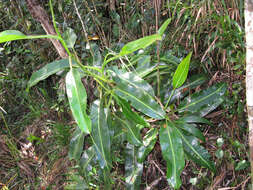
{"left": 0, "top": 0, "right": 249, "bottom": 189}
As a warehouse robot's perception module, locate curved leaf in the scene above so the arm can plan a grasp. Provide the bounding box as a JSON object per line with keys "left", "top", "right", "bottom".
{"left": 173, "top": 52, "right": 192, "bottom": 89}
{"left": 68, "top": 127, "right": 85, "bottom": 161}
{"left": 120, "top": 34, "right": 161, "bottom": 56}
{"left": 116, "top": 97, "right": 149, "bottom": 127}
{"left": 79, "top": 145, "right": 96, "bottom": 176}
{"left": 174, "top": 121, "right": 205, "bottom": 142}
{"left": 159, "top": 122, "right": 185, "bottom": 189}
{"left": 90, "top": 100, "right": 112, "bottom": 170}
{"left": 125, "top": 143, "right": 143, "bottom": 190}
{"left": 109, "top": 69, "right": 165, "bottom": 119}
{"left": 178, "top": 115, "right": 213, "bottom": 126}
{"left": 115, "top": 115, "right": 142, "bottom": 146}
{"left": 137, "top": 128, "right": 158, "bottom": 162}
{"left": 176, "top": 129, "right": 216, "bottom": 172}
{"left": 66, "top": 68, "right": 91, "bottom": 134}
{"left": 27, "top": 59, "right": 76, "bottom": 90}
{"left": 177, "top": 83, "right": 227, "bottom": 116}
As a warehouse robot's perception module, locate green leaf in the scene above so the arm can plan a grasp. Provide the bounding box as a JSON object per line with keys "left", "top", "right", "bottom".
{"left": 174, "top": 121, "right": 205, "bottom": 142}
{"left": 137, "top": 128, "right": 158, "bottom": 162}
{"left": 66, "top": 68, "right": 91, "bottom": 134}
{"left": 119, "top": 34, "right": 161, "bottom": 56}
{"left": 135, "top": 55, "right": 156, "bottom": 78}
{"left": 90, "top": 100, "right": 112, "bottom": 170}
{"left": 68, "top": 127, "right": 85, "bottom": 161}
{"left": 62, "top": 27, "right": 77, "bottom": 49}
{"left": 0, "top": 30, "right": 59, "bottom": 43}
{"left": 173, "top": 52, "right": 192, "bottom": 89}
{"left": 125, "top": 143, "right": 143, "bottom": 190}
{"left": 109, "top": 69, "right": 165, "bottom": 119}
{"left": 158, "top": 18, "right": 172, "bottom": 36}
{"left": 115, "top": 115, "right": 142, "bottom": 146}
{"left": 179, "top": 115, "right": 213, "bottom": 126}
{"left": 0, "top": 30, "right": 27, "bottom": 43}
{"left": 79, "top": 146, "right": 96, "bottom": 180}
{"left": 27, "top": 58, "right": 75, "bottom": 90}
{"left": 177, "top": 83, "right": 227, "bottom": 116}
{"left": 159, "top": 122, "right": 185, "bottom": 189}
{"left": 163, "top": 74, "right": 207, "bottom": 105}
{"left": 177, "top": 131, "right": 216, "bottom": 172}
{"left": 116, "top": 97, "right": 149, "bottom": 127}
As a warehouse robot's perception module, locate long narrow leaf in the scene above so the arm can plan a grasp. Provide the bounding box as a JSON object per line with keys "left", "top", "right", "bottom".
{"left": 158, "top": 18, "right": 172, "bottom": 36}
{"left": 159, "top": 122, "right": 185, "bottom": 189}
{"left": 173, "top": 52, "right": 192, "bottom": 89}
{"left": 109, "top": 69, "right": 165, "bottom": 119}
{"left": 27, "top": 59, "right": 76, "bottom": 90}
{"left": 68, "top": 127, "right": 85, "bottom": 161}
{"left": 66, "top": 68, "right": 91, "bottom": 134}
{"left": 125, "top": 143, "right": 143, "bottom": 190}
{"left": 177, "top": 83, "right": 227, "bottom": 116}
{"left": 90, "top": 100, "right": 112, "bottom": 170}
{"left": 176, "top": 129, "right": 216, "bottom": 172}
{"left": 116, "top": 97, "right": 149, "bottom": 127}
{"left": 137, "top": 128, "right": 158, "bottom": 162}
{"left": 120, "top": 34, "right": 161, "bottom": 56}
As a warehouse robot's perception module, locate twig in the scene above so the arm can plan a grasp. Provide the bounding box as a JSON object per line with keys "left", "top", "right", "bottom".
{"left": 145, "top": 176, "right": 166, "bottom": 190}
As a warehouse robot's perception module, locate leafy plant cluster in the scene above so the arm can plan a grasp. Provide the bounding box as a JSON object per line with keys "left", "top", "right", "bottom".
{"left": 0, "top": 2, "right": 229, "bottom": 190}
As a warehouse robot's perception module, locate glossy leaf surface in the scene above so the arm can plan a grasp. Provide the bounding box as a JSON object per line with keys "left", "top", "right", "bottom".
{"left": 66, "top": 68, "right": 91, "bottom": 134}
{"left": 116, "top": 97, "right": 149, "bottom": 127}
{"left": 68, "top": 127, "right": 85, "bottom": 161}
{"left": 27, "top": 59, "right": 75, "bottom": 90}
{"left": 159, "top": 122, "right": 185, "bottom": 189}
{"left": 174, "top": 122, "right": 205, "bottom": 142}
{"left": 79, "top": 146, "right": 96, "bottom": 178}
{"left": 177, "top": 130, "right": 216, "bottom": 172}
{"left": 62, "top": 27, "right": 77, "bottom": 49}
{"left": 115, "top": 115, "right": 142, "bottom": 146}
{"left": 158, "top": 18, "right": 172, "bottom": 36}
{"left": 177, "top": 83, "right": 227, "bottom": 116}
{"left": 110, "top": 69, "right": 165, "bottom": 119}
{"left": 90, "top": 100, "right": 112, "bottom": 169}
{"left": 120, "top": 34, "right": 161, "bottom": 56}
{"left": 173, "top": 52, "right": 192, "bottom": 89}
{"left": 179, "top": 115, "right": 212, "bottom": 126}
{"left": 125, "top": 143, "right": 143, "bottom": 190}
{"left": 137, "top": 128, "right": 158, "bottom": 162}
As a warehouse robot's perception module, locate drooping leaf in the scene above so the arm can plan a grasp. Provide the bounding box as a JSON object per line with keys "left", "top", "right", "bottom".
{"left": 137, "top": 128, "right": 158, "bottom": 162}
{"left": 174, "top": 121, "right": 205, "bottom": 142}
{"left": 62, "top": 27, "right": 77, "bottom": 49}
{"left": 173, "top": 52, "right": 192, "bottom": 89}
{"left": 159, "top": 122, "right": 185, "bottom": 189}
{"left": 177, "top": 83, "right": 227, "bottom": 116}
{"left": 66, "top": 68, "right": 91, "bottom": 134}
{"left": 27, "top": 59, "right": 76, "bottom": 90}
{"left": 68, "top": 127, "right": 85, "bottom": 161}
{"left": 120, "top": 34, "right": 161, "bottom": 56}
{"left": 158, "top": 18, "right": 172, "bottom": 36}
{"left": 109, "top": 69, "right": 165, "bottom": 119}
{"left": 115, "top": 115, "right": 142, "bottom": 146}
{"left": 116, "top": 97, "right": 149, "bottom": 127}
{"left": 125, "top": 143, "right": 143, "bottom": 190}
{"left": 90, "top": 100, "right": 112, "bottom": 170}
{"left": 176, "top": 129, "right": 216, "bottom": 172}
